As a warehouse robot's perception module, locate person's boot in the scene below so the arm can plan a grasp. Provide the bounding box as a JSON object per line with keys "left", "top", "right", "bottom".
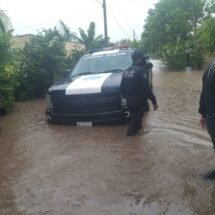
{"left": 127, "top": 128, "right": 138, "bottom": 136}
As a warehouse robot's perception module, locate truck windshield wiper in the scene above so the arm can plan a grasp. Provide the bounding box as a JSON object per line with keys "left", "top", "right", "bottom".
{"left": 100, "top": 69, "right": 123, "bottom": 73}
{"left": 70, "top": 69, "right": 123, "bottom": 78}
{"left": 69, "top": 72, "right": 93, "bottom": 78}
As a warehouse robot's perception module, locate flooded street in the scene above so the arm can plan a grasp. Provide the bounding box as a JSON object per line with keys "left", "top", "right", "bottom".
{"left": 1, "top": 60, "right": 215, "bottom": 215}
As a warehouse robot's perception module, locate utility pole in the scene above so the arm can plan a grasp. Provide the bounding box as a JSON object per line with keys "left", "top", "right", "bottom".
{"left": 103, "top": 0, "right": 108, "bottom": 46}
{"left": 133, "top": 29, "right": 136, "bottom": 41}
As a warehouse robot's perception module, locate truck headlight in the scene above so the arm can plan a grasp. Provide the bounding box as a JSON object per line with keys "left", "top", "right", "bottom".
{"left": 46, "top": 94, "right": 53, "bottom": 109}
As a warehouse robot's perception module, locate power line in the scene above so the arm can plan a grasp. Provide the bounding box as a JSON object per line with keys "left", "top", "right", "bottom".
{"left": 115, "top": 0, "right": 133, "bottom": 32}
{"left": 94, "top": 0, "right": 102, "bottom": 6}
{"left": 101, "top": 0, "right": 156, "bottom": 40}
{"left": 93, "top": 0, "right": 129, "bottom": 40}
{"left": 106, "top": 7, "right": 130, "bottom": 38}
{"left": 96, "top": 0, "right": 157, "bottom": 5}
{"left": 128, "top": 0, "right": 157, "bottom": 5}
{"left": 13, "top": 8, "right": 99, "bottom": 31}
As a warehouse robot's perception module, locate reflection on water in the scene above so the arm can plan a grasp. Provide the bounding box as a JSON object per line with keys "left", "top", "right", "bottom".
{"left": 0, "top": 60, "right": 215, "bottom": 215}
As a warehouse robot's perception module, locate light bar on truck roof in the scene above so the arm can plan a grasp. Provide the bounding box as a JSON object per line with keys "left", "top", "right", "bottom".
{"left": 89, "top": 45, "right": 130, "bottom": 54}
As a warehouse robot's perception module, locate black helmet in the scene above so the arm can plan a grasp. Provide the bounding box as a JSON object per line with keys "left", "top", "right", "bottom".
{"left": 131, "top": 49, "right": 148, "bottom": 61}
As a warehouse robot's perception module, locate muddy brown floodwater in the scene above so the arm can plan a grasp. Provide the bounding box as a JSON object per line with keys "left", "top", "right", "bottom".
{"left": 1, "top": 60, "right": 215, "bottom": 215}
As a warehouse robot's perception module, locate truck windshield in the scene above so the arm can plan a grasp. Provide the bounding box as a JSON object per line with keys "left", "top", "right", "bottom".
{"left": 70, "top": 52, "right": 132, "bottom": 76}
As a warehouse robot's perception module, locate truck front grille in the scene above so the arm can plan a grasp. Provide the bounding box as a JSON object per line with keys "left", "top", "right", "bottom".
{"left": 51, "top": 93, "right": 121, "bottom": 114}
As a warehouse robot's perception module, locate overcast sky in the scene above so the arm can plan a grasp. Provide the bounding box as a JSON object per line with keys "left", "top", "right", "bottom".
{"left": 1, "top": 0, "right": 158, "bottom": 42}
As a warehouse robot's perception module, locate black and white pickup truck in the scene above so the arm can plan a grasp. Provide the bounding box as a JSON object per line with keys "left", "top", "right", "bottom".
{"left": 46, "top": 46, "right": 152, "bottom": 124}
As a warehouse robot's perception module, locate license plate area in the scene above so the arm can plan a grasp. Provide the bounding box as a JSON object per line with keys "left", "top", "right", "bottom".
{"left": 76, "top": 122, "right": 92, "bottom": 127}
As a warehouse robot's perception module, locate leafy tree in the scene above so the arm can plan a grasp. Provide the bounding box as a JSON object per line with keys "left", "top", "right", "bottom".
{"left": 0, "top": 33, "right": 17, "bottom": 111}
{"left": 0, "top": 9, "right": 12, "bottom": 34}
{"left": 204, "top": 0, "right": 215, "bottom": 15}
{"left": 142, "top": 0, "right": 214, "bottom": 69}
{"left": 56, "top": 20, "right": 78, "bottom": 42}
{"left": 71, "top": 22, "right": 106, "bottom": 51}
{"left": 0, "top": 11, "right": 16, "bottom": 111}
{"left": 66, "top": 48, "right": 85, "bottom": 71}
{"left": 197, "top": 16, "right": 215, "bottom": 53}
{"left": 15, "top": 29, "right": 68, "bottom": 100}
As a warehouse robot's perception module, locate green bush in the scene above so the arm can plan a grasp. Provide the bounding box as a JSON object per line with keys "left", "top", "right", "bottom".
{"left": 0, "top": 33, "right": 17, "bottom": 111}
{"left": 161, "top": 45, "right": 187, "bottom": 70}
{"left": 190, "top": 49, "right": 204, "bottom": 69}
{"left": 161, "top": 44, "right": 204, "bottom": 70}
{"left": 15, "top": 29, "right": 68, "bottom": 100}
{"left": 67, "top": 48, "right": 85, "bottom": 71}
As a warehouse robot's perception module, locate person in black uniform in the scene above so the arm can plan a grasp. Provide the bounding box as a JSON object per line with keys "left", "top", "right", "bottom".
{"left": 121, "top": 49, "right": 158, "bottom": 136}
{"left": 140, "top": 57, "right": 153, "bottom": 113}
{"left": 199, "top": 62, "right": 215, "bottom": 151}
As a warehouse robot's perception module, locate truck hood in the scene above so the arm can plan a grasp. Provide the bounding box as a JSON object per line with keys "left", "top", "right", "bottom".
{"left": 48, "top": 72, "right": 123, "bottom": 95}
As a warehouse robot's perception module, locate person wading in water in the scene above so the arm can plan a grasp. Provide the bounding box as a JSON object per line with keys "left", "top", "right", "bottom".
{"left": 121, "top": 49, "right": 158, "bottom": 136}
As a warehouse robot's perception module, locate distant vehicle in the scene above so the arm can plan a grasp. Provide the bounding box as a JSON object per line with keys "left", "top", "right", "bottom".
{"left": 46, "top": 46, "right": 152, "bottom": 124}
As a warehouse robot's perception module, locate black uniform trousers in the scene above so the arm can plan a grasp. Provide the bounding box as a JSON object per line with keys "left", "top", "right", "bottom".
{"left": 128, "top": 105, "right": 144, "bottom": 132}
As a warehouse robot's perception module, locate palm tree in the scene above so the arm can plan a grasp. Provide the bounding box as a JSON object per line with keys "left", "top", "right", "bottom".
{"left": 56, "top": 21, "right": 106, "bottom": 51}
{"left": 56, "top": 20, "right": 77, "bottom": 42}
{"left": 72, "top": 22, "right": 106, "bottom": 51}
{"left": 0, "top": 9, "right": 12, "bottom": 34}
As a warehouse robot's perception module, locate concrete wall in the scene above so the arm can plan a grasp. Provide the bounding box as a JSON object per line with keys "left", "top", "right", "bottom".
{"left": 11, "top": 34, "right": 85, "bottom": 53}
